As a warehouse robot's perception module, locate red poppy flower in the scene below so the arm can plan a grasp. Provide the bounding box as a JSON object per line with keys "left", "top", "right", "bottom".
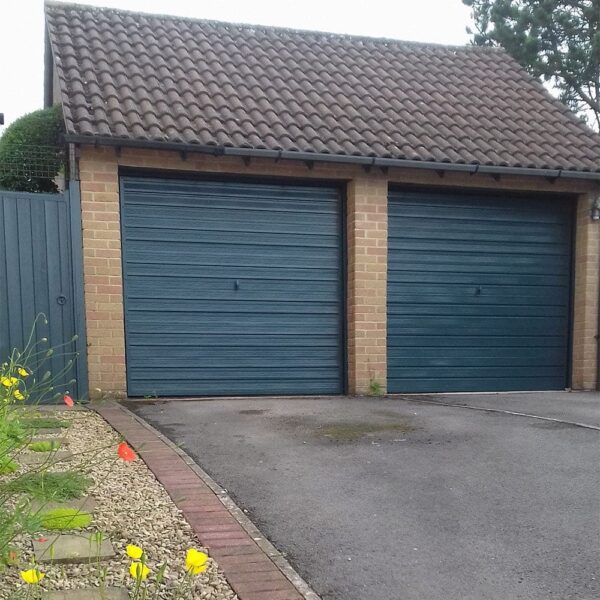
{"left": 63, "top": 394, "right": 74, "bottom": 407}
{"left": 117, "top": 442, "right": 137, "bottom": 462}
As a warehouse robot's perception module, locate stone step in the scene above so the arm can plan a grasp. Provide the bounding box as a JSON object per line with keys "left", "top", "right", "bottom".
{"left": 31, "top": 437, "right": 67, "bottom": 445}
{"left": 29, "top": 428, "right": 65, "bottom": 436}
{"left": 33, "top": 533, "right": 114, "bottom": 564}
{"left": 21, "top": 451, "right": 73, "bottom": 465}
{"left": 44, "top": 588, "right": 129, "bottom": 600}
{"left": 30, "top": 496, "right": 97, "bottom": 515}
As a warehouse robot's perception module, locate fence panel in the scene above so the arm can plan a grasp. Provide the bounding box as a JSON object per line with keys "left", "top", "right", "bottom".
{"left": 0, "top": 189, "right": 80, "bottom": 401}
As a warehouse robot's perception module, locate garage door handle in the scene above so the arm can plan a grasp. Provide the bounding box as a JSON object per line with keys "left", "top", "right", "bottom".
{"left": 475, "top": 286, "right": 482, "bottom": 296}
{"left": 234, "top": 280, "right": 240, "bottom": 290}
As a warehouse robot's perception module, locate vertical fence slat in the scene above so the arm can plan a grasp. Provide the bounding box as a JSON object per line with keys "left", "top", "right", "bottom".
{"left": 0, "top": 198, "right": 10, "bottom": 358}
{"left": 3, "top": 198, "right": 24, "bottom": 349}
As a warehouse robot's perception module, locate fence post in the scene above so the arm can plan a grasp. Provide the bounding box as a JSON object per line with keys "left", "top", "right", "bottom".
{"left": 67, "top": 179, "right": 89, "bottom": 400}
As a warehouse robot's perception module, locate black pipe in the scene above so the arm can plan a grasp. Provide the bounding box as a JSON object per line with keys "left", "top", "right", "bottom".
{"left": 43, "top": 29, "right": 54, "bottom": 108}
{"left": 597, "top": 237, "right": 600, "bottom": 391}
{"left": 63, "top": 134, "right": 600, "bottom": 182}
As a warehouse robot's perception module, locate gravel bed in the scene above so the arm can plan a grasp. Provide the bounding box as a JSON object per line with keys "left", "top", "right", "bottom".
{"left": 1, "top": 409, "right": 238, "bottom": 599}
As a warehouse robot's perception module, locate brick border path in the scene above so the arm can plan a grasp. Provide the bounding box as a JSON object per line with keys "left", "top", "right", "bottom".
{"left": 95, "top": 401, "right": 318, "bottom": 600}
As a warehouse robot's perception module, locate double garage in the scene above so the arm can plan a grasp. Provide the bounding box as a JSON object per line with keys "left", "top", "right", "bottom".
{"left": 120, "top": 175, "right": 573, "bottom": 397}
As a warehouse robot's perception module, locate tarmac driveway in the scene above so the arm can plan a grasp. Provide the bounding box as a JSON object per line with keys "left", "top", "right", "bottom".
{"left": 129, "top": 392, "right": 600, "bottom": 600}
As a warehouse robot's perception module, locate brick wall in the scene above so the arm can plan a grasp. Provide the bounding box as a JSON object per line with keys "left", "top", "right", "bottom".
{"left": 346, "top": 178, "right": 388, "bottom": 394}
{"left": 572, "top": 193, "right": 600, "bottom": 390}
{"left": 77, "top": 145, "right": 598, "bottom": 397}
{"left": 78, "top": 148, "right": 125, "bottom": 397}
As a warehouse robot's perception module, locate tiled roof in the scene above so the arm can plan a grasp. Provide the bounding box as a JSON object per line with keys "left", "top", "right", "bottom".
{"left": 45, "top": 2, "right": 600, "bottom": 174}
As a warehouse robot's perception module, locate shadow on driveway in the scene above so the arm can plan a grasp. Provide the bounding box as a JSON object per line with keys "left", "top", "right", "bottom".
{"left": 128, "top": 393, "right": 600, "bottom": 600}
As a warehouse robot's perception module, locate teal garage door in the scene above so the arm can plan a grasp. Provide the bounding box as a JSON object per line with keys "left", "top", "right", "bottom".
{"left": 121, "top": 176, "right": 344, "bottom": 397}
{"left": 387, "top": 190, "right": 573, "bottom": 393}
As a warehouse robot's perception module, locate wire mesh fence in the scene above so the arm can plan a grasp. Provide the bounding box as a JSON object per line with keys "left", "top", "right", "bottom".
{"left": 0, "top": 144, "right": 65, "bottom": 192}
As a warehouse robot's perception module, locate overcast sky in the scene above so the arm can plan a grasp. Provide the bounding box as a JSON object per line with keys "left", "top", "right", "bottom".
{"left": 0, "top": 0, "right": 472, "bottom": 132}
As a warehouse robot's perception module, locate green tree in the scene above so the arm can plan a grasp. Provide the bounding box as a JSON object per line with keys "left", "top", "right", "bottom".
{"left": 0, "top": 105, "right": 65, "bottom": 192}
{"left": 463, "top": 0, "right": 600, "bottom": 130}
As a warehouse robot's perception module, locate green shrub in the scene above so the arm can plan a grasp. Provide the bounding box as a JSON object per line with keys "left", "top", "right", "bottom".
{"left": 40, "top": 507, "right": 92, "bottom": 530}
{"left": 28, "top": 440, "right": 61, "bottom": 452}
{"left": 0, "top": 105, "right": 65, "bottom": 192}
{"left": 4, "top": 471, "right": 92, "bottom": 501}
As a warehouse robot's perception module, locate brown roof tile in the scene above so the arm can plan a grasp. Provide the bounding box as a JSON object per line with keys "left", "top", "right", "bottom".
{"left": 46, "top": 1, "right": 600, "bottom": 173}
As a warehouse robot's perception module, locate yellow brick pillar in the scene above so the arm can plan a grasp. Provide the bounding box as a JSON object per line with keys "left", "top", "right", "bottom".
{"left": 572, "top": 193, "right": 600, "bottom": 390}
{"left": 78, "top": 147, "right": 127, "bottom": 398}
{"left": 346, "top": 177, "right": 388, "bottom": 395}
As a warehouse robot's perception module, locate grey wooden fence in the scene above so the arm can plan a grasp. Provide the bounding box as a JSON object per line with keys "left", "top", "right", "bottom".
{"left": 0, "top": 185, "right": 87, "bottom": 401}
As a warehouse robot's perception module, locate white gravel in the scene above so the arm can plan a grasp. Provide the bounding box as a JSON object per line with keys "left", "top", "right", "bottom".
{"left": 1, "top": 410, "right": 238, "bottom": 599}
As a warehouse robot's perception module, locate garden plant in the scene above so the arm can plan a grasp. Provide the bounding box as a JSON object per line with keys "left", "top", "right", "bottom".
{"left": 0, "top": 317, "right": 219, "bottom": 599}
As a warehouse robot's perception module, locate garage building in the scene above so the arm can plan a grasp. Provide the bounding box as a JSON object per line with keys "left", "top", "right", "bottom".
{"left": 44, "top": 3, "right": 600, "bottom": 398}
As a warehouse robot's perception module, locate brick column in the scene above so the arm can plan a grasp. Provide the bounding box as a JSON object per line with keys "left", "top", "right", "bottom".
{"left": 79, "top": 147, "right": 126, "bottom": 398}
{"left": 572, "top": 193, "right": 600, "bottom": 390}
{"left": 346, "top": 177, "right": 388, "bottom": 394}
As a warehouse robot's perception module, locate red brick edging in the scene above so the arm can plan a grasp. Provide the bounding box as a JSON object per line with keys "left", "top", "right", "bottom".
{"left": 96, "top": 402, "right": 312, "bottom": 600}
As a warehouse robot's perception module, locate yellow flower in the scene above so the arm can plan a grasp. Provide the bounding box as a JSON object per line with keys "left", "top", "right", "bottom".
{"left": 20, "top": 568, "right": 45, "bottom": 584}
{"left": 1, "top": 376, "right": 18, "bottom": 387}
{"left": 129, "top": 561, "right": 150, "bottom": 581}
{"left": 186, "top": 548, "right": 208, "bottom": 574}
{"left": 126, "top": 544, "right": 144, "bottom": 560}
{"left": 13, "top": 390, "right": 25, "bottom": 401}
{"left": 17, "top": 367, "right": 29, "bottom": 377}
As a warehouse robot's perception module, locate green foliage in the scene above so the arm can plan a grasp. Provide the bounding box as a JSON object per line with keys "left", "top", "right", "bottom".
{"left": 0, "top": 104, "right": 65, "bottom": 192}
{"left": 0, "top": 318, "right": 88, "bottom": 569}
{"left": 0, "top": 504, "right": 43, "bottom": 562}
{"left": 0, "top": 459, "right": 18, "bottom": 475}
{"left": 368, "top": 378, "right": 383, "bottom": 396}
{"left": 463, "top": 0, "right": 600, "bottom": 129}
{"left": 21, "top": 417, "right": 70, "bottom": 430}
{"left": 4, "top": 471, "right": 92, "bottom": 501}
{"left": 28, "top": 440, "right": 61, "bottom": 452}
{"left": 40, "top": 507, "right": 92, "bottom": 530}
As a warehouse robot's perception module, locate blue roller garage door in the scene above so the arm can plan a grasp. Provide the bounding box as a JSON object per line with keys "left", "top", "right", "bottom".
{"left": 121, "top": 176, "right": 344, "bottom": 396}
{"left": 387, "top": 190, "right": 573, "bottom": 393}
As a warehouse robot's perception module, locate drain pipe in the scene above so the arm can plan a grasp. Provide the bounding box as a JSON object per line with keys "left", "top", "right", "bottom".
{"left": 593, "top": 194, "right": 600, "bottom": 391}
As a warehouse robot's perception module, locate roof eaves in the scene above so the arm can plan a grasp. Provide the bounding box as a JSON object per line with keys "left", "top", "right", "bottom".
{"left": 64, "top": 134, "right": 600, "bottom": 182}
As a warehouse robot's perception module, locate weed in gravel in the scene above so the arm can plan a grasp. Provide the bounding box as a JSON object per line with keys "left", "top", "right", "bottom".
{"left": 28, "top": 440, "right": 61, "bottom": 452}
{"left": 4, "top": 471, "right": 93, "bottom": 501}
{"left": 40, "top": 507, "right": 92, "bottom": 530}
{"left": 20, "top": 417, "right": 70, "bottom": 430}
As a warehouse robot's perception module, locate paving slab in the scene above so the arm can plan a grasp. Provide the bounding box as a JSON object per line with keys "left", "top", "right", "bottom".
{"left": 33, "top": 533, "right": 114, "bottom": 564}
{"left": 30, "top": 496, "right": 97, "bottom": 515}
{"left": 29, "top": 428, "right": 65, "bottom": 436}
{"left": 44, "top": 588, "right": 129, "bottom": 600}
{"left": 20, "top": 451, "right": 72, "bottom": 465}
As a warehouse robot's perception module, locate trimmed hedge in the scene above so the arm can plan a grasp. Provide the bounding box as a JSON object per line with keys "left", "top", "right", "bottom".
{"left": 0, "top": 105, "right": 65, "bottom": 192}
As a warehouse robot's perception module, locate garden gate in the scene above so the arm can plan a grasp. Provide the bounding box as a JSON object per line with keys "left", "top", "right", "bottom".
{"left": 0, "top": 186, "right": 87, "bottom": 401}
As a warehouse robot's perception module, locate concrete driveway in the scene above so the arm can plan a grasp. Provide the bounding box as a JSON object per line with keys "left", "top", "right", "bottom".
{"left": 129, "top": 393, "right": 600, "bottom": 600}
